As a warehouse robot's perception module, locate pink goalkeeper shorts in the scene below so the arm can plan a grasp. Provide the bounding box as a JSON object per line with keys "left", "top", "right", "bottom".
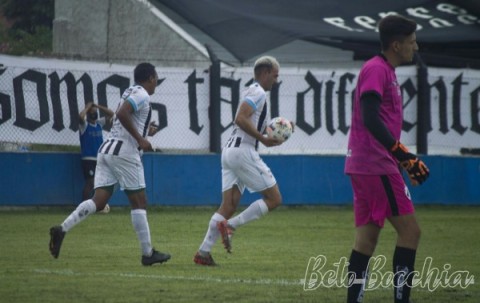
{"left": 350, "top": 173, "right": 414, "bottom": 228}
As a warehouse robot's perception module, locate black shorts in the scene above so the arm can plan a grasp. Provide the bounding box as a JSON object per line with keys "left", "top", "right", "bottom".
{"left": 81, "top": 159, "right": 97, "bottom": 179}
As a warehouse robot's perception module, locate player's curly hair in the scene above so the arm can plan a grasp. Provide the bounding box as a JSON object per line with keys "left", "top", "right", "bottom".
{"left": 254, "top": 56, "right": 279, "bottom": 76}
{"left": 378, "top": 14, "right": 417, "bottom": 51}
{"left": 134, "top": 62, "right": 156, "bottom": 83}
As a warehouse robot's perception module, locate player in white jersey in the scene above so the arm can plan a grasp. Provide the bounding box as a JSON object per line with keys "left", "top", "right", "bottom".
{"left": 49, "top": 63, "right": 170, "bottom": 266}
{"left": 194, "top": 56, "right": 293, "bottom": 266}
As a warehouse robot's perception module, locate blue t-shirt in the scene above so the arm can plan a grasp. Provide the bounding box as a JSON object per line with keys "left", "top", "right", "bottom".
{"left": 79, "top": 118, "right": 106, "bottom": 160}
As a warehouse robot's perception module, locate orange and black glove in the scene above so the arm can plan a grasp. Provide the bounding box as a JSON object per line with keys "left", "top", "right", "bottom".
{"left": 391, "top": 141, "right": 429, "bottom": 186}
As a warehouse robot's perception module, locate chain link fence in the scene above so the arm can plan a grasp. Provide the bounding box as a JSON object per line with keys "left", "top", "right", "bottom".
{"left": 0, "top": 57, "right": 210, "bottom": 153}
{"left": 1, "top": 55, "right": 480, "bottom": 155}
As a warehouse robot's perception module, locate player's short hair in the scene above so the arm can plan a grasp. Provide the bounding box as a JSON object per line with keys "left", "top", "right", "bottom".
{"left": 254, "top": 56, "right": 279, "bottom": 76}
{"left": 134, "top": 62, "right": 156, "bottom": 83}
{"left": 378, "top": 14, "right": 417, "bottom": 51}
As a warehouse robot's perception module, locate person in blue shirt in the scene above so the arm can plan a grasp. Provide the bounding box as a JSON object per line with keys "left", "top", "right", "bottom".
{"left": 79, "top": 102, "right": 114, "bottom": 207}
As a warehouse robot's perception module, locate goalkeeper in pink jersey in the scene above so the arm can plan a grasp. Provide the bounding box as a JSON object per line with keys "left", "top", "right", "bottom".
{"left": 344, "top": 15, "right": 429, "bottom": 303}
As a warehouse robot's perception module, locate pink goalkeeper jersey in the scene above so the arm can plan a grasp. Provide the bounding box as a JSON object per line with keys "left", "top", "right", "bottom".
{"left": 345, "top": 55, "right": 403, "bottom": 175}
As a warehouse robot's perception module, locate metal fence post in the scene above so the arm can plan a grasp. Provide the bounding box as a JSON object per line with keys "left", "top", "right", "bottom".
{"left": 416, "top": 53, "right": 430, "bottom": 155}
{"left": 206, "top": 44, "right": 222, "bottom": 153}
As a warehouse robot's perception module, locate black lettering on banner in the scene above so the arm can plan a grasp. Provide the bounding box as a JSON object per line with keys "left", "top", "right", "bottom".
{"left": 297, "top": 71, "right": 321, "bottom": 135}
{"left": 79, "top": 73, "right": 95, "bottom": 101}
{"left": 147, "top": 78, "right": 167, "bottom": 132}
{"left": 70, "top": 73, "right": 95, "bottom": 131}
{"left": 269, "top": 81, "right": 282, "bottom": 118}
{"left": 430, "top": 78, "right": 448, "bottom": 134}
{"left": 4, "top": 62, "right": 480, "bottom": 151}
{"left": 150, "top": 78, "right": 167, "bottom": 131}
{"left": 451, "top": 73, "right": 468, "bottom": 134}
{"left": 400, "top": 78, "right": 419, "bottom": 132}
{"left": 220, "top": 77, "right": 241, "bottom": 133}
{"left": 325, "top": 75, "right": 335, "bottom": 135}
{"left": 0, "top": 66, "right": 12, "bottom": 125}
{"left": 49, "top": 72, "right": 68, "bottom": 132}
{"left": 151, "top": 102, "right": 167, "bottom": 131}
{"left": 470, "top": 85, "right": 480, "bottom": 134}
{"left": 49, "top": 71, "right": 93, "bottom": 132}
{"left": 97, "top": 75, "right": 129, "bottom": 106}
{"left": 324, "top": 72, "right": 356, "bottom": 135}
{"left": 73, "top": 73, "right": 94, "bottom": 130}
{"left": 97, "top": 74, "right": 130, "bottom": 131}
{"left": 337, "top": 72, "right": 355, "bottom": 134}
{"left": 0, "top": 92, "right": 11, "bottom": 126}
{"left": 13, "top": 69, "right": 49, "bottom": 131}
{"left": 185, "top": 70, "right": 204, "bottom": 134}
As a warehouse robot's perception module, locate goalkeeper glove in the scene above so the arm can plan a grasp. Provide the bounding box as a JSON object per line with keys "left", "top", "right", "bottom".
{"left": 391, "top": 141, "right": 430, "bottom": 185}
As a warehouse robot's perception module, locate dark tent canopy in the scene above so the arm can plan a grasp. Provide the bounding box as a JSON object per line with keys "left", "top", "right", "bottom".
{"left": 157, "top": 0, "right": 480, "bottom": 68}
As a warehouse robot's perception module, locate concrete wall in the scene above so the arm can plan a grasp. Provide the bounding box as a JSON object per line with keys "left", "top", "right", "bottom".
{"left": 52, "top": 0, "right": 360, "bottom": 68}
{"left": 53, "top": 0, "right": 210, "bottom": 68}
{"left": 1, "top": 153, "right": 479, "bottom": 206}
{"left": 53, "top": 0, "right": 110, "bottom": 60}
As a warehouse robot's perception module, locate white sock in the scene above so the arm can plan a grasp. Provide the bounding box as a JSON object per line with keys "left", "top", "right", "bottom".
{"left": 228, "top": 199, "right": 268, "bottom": 229}
{"left": 131, "top": 209, "right": 152, "bottom": 256}
{"left": 199, "top": 212, "right": 225, "bottom": 253}
{"left": 61, "top": 199, "right": 97, "bottom": 232}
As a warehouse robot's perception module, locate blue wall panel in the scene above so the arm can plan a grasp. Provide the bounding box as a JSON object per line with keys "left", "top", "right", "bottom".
{"left": 1, "top": 153, "right": 80, "bottom": 205}
{"left": 0, "top": 152, "right": 479, "bottom": 206}
{"left": 408, "top": 156, "right": 480, "bottom": 205}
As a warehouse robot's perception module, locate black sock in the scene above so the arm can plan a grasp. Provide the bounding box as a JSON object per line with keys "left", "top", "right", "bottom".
{"left": 347, "top": 249, "right": 371, "bottom": 303}
{"left": 393, "top": 246, "right": 416, "bottom": 303}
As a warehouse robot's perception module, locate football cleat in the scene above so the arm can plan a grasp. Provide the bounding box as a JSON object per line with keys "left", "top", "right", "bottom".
{"left": 141, "top": 249, "right": 171, "bottom": 266}
{"left": 217, "top": 220, "right": 234, "bottom": 253}
{"left": 193, "top": 251, "right": 216, "bottom": 266}
{"left": 49, "top": 225, "right": 66, "bottom": 259}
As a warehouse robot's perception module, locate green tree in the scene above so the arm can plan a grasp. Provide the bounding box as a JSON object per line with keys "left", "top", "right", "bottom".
{"left": 1, "top": 0, "right": 54, "bottom": 32}
{"left": 0, "top": 0, "right": 54, "bottom": 55}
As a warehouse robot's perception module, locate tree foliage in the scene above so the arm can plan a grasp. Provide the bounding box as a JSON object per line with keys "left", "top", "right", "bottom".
{"left": 1, "top": 0, "right": 54, "bottom": 33}
{"left": 0, "top": 0, "right": 54, "bottom": 55}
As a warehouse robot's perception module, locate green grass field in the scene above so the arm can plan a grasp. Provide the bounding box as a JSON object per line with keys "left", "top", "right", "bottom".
{"left": 1, "top": 205, "right": 478, "bottom": 302}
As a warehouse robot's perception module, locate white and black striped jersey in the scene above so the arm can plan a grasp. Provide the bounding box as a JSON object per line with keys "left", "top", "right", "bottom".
{"left": 98, "top": 85, "right": 152, "bottom": 160}
{"left": 226, "top": 82, "right": 268, "bottom": 150}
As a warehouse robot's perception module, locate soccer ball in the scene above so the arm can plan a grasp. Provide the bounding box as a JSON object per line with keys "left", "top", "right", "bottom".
{"left": 267, "top": 117, "right": 293, "bottom": 142}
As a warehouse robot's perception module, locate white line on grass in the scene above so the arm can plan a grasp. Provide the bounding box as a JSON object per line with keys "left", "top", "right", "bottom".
{"left": 31, "top": 268, "right": 303, "bottom": 286}
{"left": 21, "top": 269, "right": 479, "bottom": 295}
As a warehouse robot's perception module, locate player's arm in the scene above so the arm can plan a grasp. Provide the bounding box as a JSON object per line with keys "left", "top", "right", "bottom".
{"left": 361, "top": 92, "right": 396, "bottom": 149}
{"left": 96, "top": 104, "right": 114, "bottom": 118}
{"left": 116, "top": 100, "right": 153, "bottom": 151}
{"left": 235, "top": 101, "right": 281, "bottom": 147}
{"left": 361, "top": 92, "right": 429, "bottom": 185}
{"left": 79, "top": 102, "right": 94, "bottom": 125}
{"left": 96, "top": 104, "right": 115, "bottom": 126}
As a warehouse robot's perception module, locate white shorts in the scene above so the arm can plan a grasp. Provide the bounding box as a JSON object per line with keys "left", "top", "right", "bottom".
{"left": 94, "top": 153, "right": 145, "bottom": 191}
{"left": 221, "top": 145, "right": 276, "bottom": 193}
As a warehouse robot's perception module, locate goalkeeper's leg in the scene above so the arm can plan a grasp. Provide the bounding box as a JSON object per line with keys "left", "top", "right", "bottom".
{"left": 388, "top": 215, "right": 420, "bottom": 303}
{"left": 347, "top": 223, "right": 380, "bottom": 303}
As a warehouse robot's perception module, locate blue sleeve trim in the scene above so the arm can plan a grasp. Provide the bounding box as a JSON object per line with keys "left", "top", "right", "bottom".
{"left": 126, "top": 97, "right": 138, "bottom": 111}
{"left": 245, "top": 98, "right": 257, "bottom": 110}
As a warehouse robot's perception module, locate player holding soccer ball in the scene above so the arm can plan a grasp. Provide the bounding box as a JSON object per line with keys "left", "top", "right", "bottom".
{"left": 344, "top": 15, "right": 429, "bottom": 303}
{"left": 194, "top": 56, "right": 293, "bottom": 266}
